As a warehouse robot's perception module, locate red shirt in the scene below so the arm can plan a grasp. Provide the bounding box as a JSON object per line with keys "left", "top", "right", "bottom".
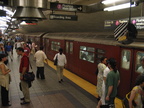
{"left": 24, "top": 47, "right": 30, "bottom": 56}
{"left": 19, "top": 54, "right": 29, "bottom": 73}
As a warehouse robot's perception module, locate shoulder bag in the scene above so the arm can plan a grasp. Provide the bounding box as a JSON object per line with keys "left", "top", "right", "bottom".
{"left": 23, "top": 58, "right": 35, "bottom": 82}
{"left": 54, "top": 54, "right": 58, "bottom": 65}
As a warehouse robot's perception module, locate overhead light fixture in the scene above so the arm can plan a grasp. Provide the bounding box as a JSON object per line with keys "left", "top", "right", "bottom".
{"left": 104, "top": 3, "right": 136, "bottom": 11}
{"left": 102, "top": 0, "right": 122, "bottom": 5}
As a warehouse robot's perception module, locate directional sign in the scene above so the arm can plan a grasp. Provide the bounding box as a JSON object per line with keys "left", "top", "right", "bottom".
{"left": 0, "top": 0, "right": 8, "bottom": 6}
{"left": 50, "top": 2, "right": 83, "bottom": 12}
{"left": 49, "top": 14, "right": 78, "bottom": 21}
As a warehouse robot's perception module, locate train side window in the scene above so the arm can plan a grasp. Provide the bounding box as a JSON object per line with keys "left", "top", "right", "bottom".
{"left": 70, "top": 42, "right": 73, "bottom": 54}
{"left": 66, "top": 42, "right": 69, "bottom": 53}
{"left": 136, "top": 52, "right": 144, "bottom": 74}
{"left": 51, "top": 41, "right": 61, "bottom": 51}
{"left": 121, "top": 50, "right": 131, "bottom": 70}
{"left": 79, "top": 46, "right": 94, "bottom": 63}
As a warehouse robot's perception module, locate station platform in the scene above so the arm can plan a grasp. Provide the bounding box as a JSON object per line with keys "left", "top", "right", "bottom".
{"left": 0, "top": 51, "right": 123, "bottom": 108}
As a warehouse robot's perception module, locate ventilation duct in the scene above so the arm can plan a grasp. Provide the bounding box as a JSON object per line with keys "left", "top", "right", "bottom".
{"left": 12, "top": 7, "right": 46, "bottom": 22}
{"left": 11, "top": 0, "right": 47, "bottom": 22}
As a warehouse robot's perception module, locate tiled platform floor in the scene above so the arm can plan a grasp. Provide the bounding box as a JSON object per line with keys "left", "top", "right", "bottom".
{"left": 0, "top": 51, "right": 97, "bottom": 108}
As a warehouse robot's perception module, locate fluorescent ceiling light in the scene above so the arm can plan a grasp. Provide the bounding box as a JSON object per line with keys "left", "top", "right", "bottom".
{"left": 104, "top": 3, "right": 136, "bottom": 11}
{"left": 102, "top": 0, "right": 122, "bottom": 5}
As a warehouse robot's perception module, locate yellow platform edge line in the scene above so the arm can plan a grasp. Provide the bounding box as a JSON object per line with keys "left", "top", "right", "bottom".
{"left": 45, "top": 60, "right": 123, "bottom": 108}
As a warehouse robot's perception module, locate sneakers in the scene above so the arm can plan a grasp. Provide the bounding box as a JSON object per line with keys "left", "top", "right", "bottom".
{"left": 20, "top": 101, "right": 30, "bottom": 105}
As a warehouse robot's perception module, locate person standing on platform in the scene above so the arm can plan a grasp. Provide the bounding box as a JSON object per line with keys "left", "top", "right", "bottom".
{"left": 0, "top": 54, "right": 11, "bottom": 106}
{"left": 105, "top": 58, "right": 120, "bottom": 108}
{"left": 34, "top": 46, "right": 48, "bottom": 80}
{"left": 129, "top": 74, "right": 144, "bottom": 108}
{"left": 53, "top": 48, "right": 67, "bottom": 83}
{"left": 16, "top": 47, "right": 30, "bottom": 105}
{"left": 97, "top": 57, "right": 107, "bottom": 99}
{"left": 96, "top": 66, "right": 110, "bottom": 108}
{"left": 23, "top": 43, "right": 30, "bottom": 57}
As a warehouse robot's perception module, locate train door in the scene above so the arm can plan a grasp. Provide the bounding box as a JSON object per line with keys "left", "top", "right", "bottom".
{"left": 65, "top": 40, "right": 74, "bottom": 72}
{"left": 131, "top": 50, "right": 144, "bottom": 89}
{"left": 119, "top": 48, "right": 134, "bottom": 98}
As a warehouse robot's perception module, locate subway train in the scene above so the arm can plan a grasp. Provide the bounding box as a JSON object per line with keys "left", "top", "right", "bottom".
{"left": 18, "top": 32, "right": 144, "bottom": 98}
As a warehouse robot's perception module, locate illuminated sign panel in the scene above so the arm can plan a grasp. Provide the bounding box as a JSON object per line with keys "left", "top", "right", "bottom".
{"left": 49, "top": 14, "right": 78, "bottom": 21}
{"left": 104, "top": 17, "right": 144, "bottom": 29}
{"left": 50, "top": 2, "right": 83, "bottom": 12}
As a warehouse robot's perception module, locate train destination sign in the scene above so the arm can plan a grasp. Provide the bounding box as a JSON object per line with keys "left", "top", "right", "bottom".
{"left": 50, "top": 2, "right": 83, "bottom": 12}
{"left": 49, "top": 14, "right": 78, "bottom": 21}
{"left": 104, "top": 17, "right": 144, "bottom": 30}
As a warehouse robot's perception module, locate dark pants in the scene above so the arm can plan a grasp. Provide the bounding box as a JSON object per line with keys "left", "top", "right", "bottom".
{"left": 36, "top": 67, "right": 45, "bottom": 79}
{"left": 1, "top": 86, "right": 9, "bottom": 106}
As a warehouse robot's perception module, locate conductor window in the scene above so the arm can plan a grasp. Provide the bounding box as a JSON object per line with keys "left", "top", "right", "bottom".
{"left": 121, "top": 50, "right": 131, "bottom": 70}
{"left": 136, "top": 52, "right": 144, "bottom": 74}
{"left": 79, "top": 46, "right": 94, "bottom": 63}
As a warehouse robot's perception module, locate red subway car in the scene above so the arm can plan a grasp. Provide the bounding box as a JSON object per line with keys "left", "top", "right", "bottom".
{"left": 22, "top": 32, "right": 144, "bottom": 98}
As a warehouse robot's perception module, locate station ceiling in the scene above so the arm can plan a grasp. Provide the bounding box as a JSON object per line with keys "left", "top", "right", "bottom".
{"left": 8, "top": 0, "right": 142, "bottom": 34}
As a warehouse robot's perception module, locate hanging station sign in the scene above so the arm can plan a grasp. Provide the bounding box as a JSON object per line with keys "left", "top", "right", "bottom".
{"left": 50, "top": 2, "right": 83, "bottom": 12}
{"left": 104, "top": 17, "right": 144, "bottom": 30}
{"left": 49, "top": 14, "right": 78, "bottom": 21}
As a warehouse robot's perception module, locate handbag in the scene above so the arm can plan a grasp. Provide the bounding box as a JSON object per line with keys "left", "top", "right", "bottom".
{"left": 122, "top": 92, "right": 137, "bottom": 108}
{"left": 54, "top": 55, "right": 58, "bottom": 65}
{"left": 23, "top": 59, "right": 35, "bottom": 82}
{"left": 23, "top": 72, "right": 35, "bottom": 82}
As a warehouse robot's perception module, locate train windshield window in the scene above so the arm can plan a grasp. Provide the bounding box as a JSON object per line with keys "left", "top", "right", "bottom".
{"left": 121, "top": 50, "right": 131, "bottom": 70}
{"left": 80, "top": 46, "right": 95, "bottom": 63}
{"left": 136, "top": 52, "right": 144, "bottom": 74}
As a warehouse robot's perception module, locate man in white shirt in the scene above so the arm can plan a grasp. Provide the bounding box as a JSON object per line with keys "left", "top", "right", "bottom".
{"left": 53, "top": 48, "right": 67, "bottom": 83}
{"left": 34, "top": 46, "right": 48, "bottom": 79}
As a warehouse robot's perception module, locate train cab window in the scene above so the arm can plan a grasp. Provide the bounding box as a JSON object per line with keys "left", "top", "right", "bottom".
{"left": 121, "top": 50, "right": 130, "bottom": 70}
{"left": 79, "top": 46, "right": 95, "bottom": 63}
{"left": 51, "top": 41, "right": 61, "bottom": 51}
{"left": 70, "top": 42, "right": 73, "bottom": 54}
{"left": 136, "top": 52, "right": 144, "bottom": 74}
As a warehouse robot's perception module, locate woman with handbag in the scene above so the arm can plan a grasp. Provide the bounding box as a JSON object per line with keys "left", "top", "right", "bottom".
{"left": 0, "top": 54, "right": 11, "bottom": 106}
{"left": 129, "top": 74, "right": 144, "bottom": 108}
{"left": 53, "top": 48, "right": 67, "bottom": 83}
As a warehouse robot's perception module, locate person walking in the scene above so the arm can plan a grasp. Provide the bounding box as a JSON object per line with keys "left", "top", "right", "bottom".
{"left": 16, "top": 47, "right": 30, "bottom": 105}
{"left": 53, "top": 48, "right": 67, "bottom": 83}
{"left": 5, "top": 42, "right": 13, "bottom": 61}
{"left": 129, "top": 74, "right": 144, "bottom": 108}
{"left": 34, "top": 46, "right": 48, "bottom": 80}
{"left": 105, "top": 58, "right": 120, "bottom": 108}
{"left": 0, "top": 54, "right": 11, "bottom": 106}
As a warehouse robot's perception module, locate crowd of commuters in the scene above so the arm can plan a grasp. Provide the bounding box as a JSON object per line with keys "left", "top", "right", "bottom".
{"left": 96, "top": 56, "right": 144, "bottom": 108}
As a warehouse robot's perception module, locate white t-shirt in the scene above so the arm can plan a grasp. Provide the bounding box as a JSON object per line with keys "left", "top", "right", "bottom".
{"left": 137, "top": 66, "right": 144, "bottom": 74}
{"left": 34, "top": 50, "right": 47, "bottom": 67}
{"left": 53, "top": 53, "right": 67, "bottom": 66}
